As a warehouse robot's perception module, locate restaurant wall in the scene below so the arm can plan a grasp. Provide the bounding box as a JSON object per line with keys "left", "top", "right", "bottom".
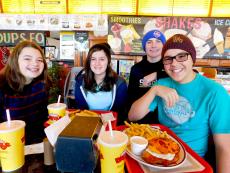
{"left": 0, "top": 14, "right": 229, "bottom": 85}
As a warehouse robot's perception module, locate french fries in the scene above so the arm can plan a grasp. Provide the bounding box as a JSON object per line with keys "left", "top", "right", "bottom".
{"left": 124, "top": 121, "right": 168, "bottom": 140}
{"left": 75, "top": 110, "right": 99, "bottom": 117}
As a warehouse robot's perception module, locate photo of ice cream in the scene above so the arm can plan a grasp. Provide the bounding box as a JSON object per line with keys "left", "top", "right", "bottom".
{"left": 143, "top": 18, "right": 165, "bottom": 35}
{"left": 188, "top": 35, "right": 210, "bottom": 58}
{"left": 191, "top": 21, "right": 212, "bottom": 41}
{"left": 127, "top": 25, "right": 140, "bottom": 40}
{"left": 164, "top": 29, "right": 187, "bottom": 40}
{"left": 214, "top": 28, "right": 224, "bottom": 54}
{"left": 108, "top": 35, "right": 122, "bottom": 53}
{"left": 111, "top": 23, "right": 123, "bottom": 38}
{"left": 120, "top": 29, "right": 134, "bottom": 45}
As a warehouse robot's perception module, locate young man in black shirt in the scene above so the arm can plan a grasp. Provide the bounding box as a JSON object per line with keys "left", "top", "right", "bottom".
{"left": 128, "top": 29, "right": 167, "bottom": 124}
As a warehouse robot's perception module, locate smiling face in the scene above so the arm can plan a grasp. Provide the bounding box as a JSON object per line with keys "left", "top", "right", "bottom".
{"left": 163, "top": 49, "right": 196, "bottom": 83}
{"left": 18, "top": 47, "right": 44, "bottom": 84}
{"left": 145, "top": 38, "right": 164, "bottom": 63}
{"left": 90, "top": 50, "right": 108, "bottom": 79}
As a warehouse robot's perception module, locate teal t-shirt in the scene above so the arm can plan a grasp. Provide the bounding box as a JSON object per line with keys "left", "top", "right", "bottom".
{"left": 149, "top": 74, "right": 230, "bottom": 157}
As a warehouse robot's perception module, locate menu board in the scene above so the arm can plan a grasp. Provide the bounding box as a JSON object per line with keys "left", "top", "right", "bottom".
{"left": 1, "top": 0, "right": 34, "bottom": 13}
{"left": 211, "top": 0, "right": 230, "bottom": 17}
{"left": 0, "top": 14, "right": 49, "bottom": 30}
{"left": 138, "top": 0, "right": 209, "bottom": 17}
{"left": 102, "top": 0, "right": 136, "bottom": 15}
{"left": 68, "top": 0, "right": 101, "bottom": 14}
{"left": 138, "top": 0, "right": 173, "bottom": 16}
{"left": 172, "top": 0, "right": 210, "bottom": 17}
{"left": 108, "top": 15, "right": 230, "bottom": 59}
{"left": 34, "top": 0, "right": 67, "bottom": 14}
{"left": 0, "top": 14, "right": 107, "bottom": 32}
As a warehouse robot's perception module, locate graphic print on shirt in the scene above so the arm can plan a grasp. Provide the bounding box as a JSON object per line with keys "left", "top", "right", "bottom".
{"left": 139, "top": 78, "right": 155, "bottom": 88}
{"left": 164, "top": 96, "right": 195, "bottom": 125}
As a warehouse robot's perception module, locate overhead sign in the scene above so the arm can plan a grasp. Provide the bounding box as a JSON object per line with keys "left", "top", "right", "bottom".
{"left": 34, "top": 0, "right": 67, "bottom": 14}
{"left": 1, "top": 0, "right": 34, "bottom": 13}
{"left": 0, "top": 31, "right": 45, "bottom": 46}
{"left": 108, "top": 15, "right": 230, "bottom": 59}
{"left": 0, "top": 14, "right": 108, "bottom": 32}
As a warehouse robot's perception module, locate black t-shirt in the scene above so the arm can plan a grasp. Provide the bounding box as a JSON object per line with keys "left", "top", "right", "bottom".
{"left": 128, "top": 55, "right": 168, "bottom": 124}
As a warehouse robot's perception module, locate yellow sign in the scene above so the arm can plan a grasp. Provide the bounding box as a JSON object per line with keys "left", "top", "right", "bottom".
{"left": 1, "top": 0, "right": 34, "bottom": 13}
{"left": 34, "top": 0, "right": 67, "bottom": 14}
{"left": 102, "top": 0, "right": 136, "bottom": 15}
{"left": 212, "top": 0, "right": 230, "bottom": 17}
{"left": 68, "top": 0, "right": 101, "bottom": 14}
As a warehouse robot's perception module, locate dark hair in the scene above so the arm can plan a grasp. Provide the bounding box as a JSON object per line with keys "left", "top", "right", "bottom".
{"left": 0, "top": 40, "right": 51, "bottom": 92}
{"left": 100, "top": 43, "right": 111, "bottom": 50}
{"left": 84, "top": 43, "right": 118, "bottom": 92}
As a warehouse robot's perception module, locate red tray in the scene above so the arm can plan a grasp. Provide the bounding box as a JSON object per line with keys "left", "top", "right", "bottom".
{"left": 44, "top": 109, "right": 118, "bottom": 128}
{"left": 91, "top": 110, "right": 118, "bottom": 129}
{"left": 116, "top": 124, "right": 213, "bottom": 173}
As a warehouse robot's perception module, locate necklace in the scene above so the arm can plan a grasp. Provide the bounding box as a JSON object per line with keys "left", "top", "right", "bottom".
{"left": 95, "top": 81, "right": 103, "bottom": 92}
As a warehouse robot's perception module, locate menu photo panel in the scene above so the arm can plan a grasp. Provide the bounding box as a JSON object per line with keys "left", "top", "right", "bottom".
{"left": 108, "top": 15, "right": 230, "bottom": 59}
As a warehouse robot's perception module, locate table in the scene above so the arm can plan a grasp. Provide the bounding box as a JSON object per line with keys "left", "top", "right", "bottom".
{"left": 0, "top": 110, "right": 118, "bottom": 173}
{"left": 0, "top": 154, "right": 60, "bottom": 173}
{"left": 115, "top": 124, "right": 213, "bottom": 173}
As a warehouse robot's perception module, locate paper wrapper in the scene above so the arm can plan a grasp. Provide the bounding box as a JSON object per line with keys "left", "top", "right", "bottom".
{"left": 44, "top": 115, "right": 71, "bottom": 146}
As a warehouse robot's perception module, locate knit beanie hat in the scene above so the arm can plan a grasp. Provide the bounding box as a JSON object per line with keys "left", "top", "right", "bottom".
{"left": 161, "top": 34, "right": 196, "bottom": 63}
{"left": 142, "top": 30, "right": 166, "bottom": 51}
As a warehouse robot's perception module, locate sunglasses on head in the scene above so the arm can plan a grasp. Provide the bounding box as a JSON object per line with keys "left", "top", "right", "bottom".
{"left": 163, "top": 52, "right": 190, "bottom": 65}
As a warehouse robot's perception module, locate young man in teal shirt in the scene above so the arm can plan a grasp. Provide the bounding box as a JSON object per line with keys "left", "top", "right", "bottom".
{"left": 129, "top": 34, "right": 230, "bottom": 172}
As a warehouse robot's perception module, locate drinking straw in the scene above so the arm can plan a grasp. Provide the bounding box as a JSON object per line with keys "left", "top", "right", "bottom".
{"left": 6, "top": 109, "right": 11, "bottom": 127}
{"left": 108, "top": 120, "right": 114, "bottom": 137}
{"left": 57, "top": 95, "right": 61, "bottom": 103}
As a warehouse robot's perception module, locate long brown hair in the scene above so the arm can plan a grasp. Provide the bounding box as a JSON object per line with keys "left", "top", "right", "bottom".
{"left": 0, "top": 40, "right": 51, "bottom": 92}
{"left": 84, "top": 43, "right": 118, "bottom": 92}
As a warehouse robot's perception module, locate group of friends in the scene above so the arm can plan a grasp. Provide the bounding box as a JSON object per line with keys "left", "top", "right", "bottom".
{"left": 0, "top": 30, "right": 230, "bottom": 172}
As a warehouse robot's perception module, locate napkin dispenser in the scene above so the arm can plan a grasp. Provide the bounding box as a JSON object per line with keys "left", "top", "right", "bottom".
{"left": 55, "top": 116, "right": 102, "bottom": 173}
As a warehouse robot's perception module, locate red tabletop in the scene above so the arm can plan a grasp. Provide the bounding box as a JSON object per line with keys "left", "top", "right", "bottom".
{"left": 115, "top": 124, "right": 213, "bottom": 173}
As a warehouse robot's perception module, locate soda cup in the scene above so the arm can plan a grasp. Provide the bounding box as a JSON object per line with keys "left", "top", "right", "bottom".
{"left": 0, "top": 120, "right": 25, "bottom": 172}
{"left": 47, "top": 103, "right": 66, "bottom": 123}
{"left": 98, "top": 130, "right": 128, "bottom": 173}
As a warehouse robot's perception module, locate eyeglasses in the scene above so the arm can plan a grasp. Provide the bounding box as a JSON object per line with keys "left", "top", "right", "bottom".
{"left": 163, "top": 53, "right": 190, "bottom": 65}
